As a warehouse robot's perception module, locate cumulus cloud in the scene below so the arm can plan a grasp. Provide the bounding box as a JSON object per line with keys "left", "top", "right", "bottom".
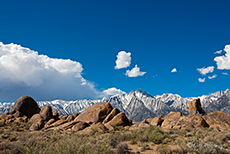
{"left": 208, "top": 74, "right": 217, "bottom": 79}
{"left": 198, "top": 78, "right": 205, "bottom": 83}
{"left": 222, "top": 72, "right": 228, "bottom": 75}
{"left": 102, "top": 87, "right": 126, "bottom": 97}
{"left": 0, "top": 42, "right": 100, "bottom": 101}
{"left": 214, "top": 50, "right": 222, "bottom": 54}
{"left": 171, "top": 68, "right": 177, "bottom": 73}
{"left": 125, "top": 65, "right": 146, "bottom": 77}
{"left": 114, "top": 51, "right": 131, "bottom": 69}
{"left": 214, "top": 44, "right": 230, "bottom": 70}
{"left": 197, "top": 66, "right": 214, "bottom": 75}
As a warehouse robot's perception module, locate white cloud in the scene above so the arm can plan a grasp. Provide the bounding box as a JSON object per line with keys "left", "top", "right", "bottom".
{"left": 214, "top": 50, "right": 222, "bottom": 54}
{"left": 198, "top": 78, "right": 205, "bottom": 83}
{"left": 222, "top": 72, "right": 228, "bottom": 75}
{"left": 0, "top": 42, "right": 100, "bottom": 101}
{"left": 208, "top": 74, "right": 217, "bottom": 79}
{"left": 114, "top": 51, "right": 131, "bottom": 69}
{"left": 125, "top": 65, "right": 146, "bottom": 77}
{"left": 197, "top": 66, "right": 214, "bottom": 75}
{"left": 214, "top": 44, "right": 230, "bottom": 70}
{"left": 171, "top": 68, "right": 177, "bottom": 73}
{"left": 102, "top": 87, "right": 126, "bottom": 97}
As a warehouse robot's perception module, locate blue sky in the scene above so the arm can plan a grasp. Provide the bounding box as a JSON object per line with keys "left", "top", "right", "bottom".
{"left": 0, "top": 0, "right": 230, "bottom": 101}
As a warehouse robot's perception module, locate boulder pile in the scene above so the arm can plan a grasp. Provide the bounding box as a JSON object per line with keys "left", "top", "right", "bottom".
{"left": 0, "top": 96, "right": 230, "bottom": 133}
{"left": 0, "top": 96, "right": 132, "bottom": 133}
{"left": 133, "top": 98, "right": 230, "bottom": 131}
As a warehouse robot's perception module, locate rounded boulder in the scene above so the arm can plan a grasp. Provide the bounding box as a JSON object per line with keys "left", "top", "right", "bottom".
{"left": 10, "top": 96, "right": 40, "bottom": 118}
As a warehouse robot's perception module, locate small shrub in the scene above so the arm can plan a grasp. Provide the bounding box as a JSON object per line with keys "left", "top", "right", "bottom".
{"left": 156, "top": 144, "right": 172, "bottom": 154}
{"left": 223, "top": 132, "right": 230, "bottom": 140}
{"left": 140, "top": 134, "right": 148, "bottom": 142}
{"left": 187, "top": 136, "right": 228, "bottom": 154}
{"left": 130, "top": 139, "right": 137, "bottom": 145}
{"left": 121, "top": 132, "right": 132, "bottom": 141}
{"left": 175, "top": 137, "right": 186, "bottom": 145}
{"left": 148, "top": 127, "right": 166, "bottom": 144}
{"left": 111, "top": 125, "right": 125, "bottom": 131}
{"left": 162, "top": 138, "right": 172, "bottom": 144}
{"left": 140, "top": 143, "right": 150, "bottom": 152}
{"left": 131, "top": 125, "right": 166, "bottom": 144}
{"left": 116, "top": 143, "right": 128, "bottom": 154}
{"left": 110, "top": 135, "right": 119, "bottom": 148}
{"left": 0, "top": 142, "right": 22, "bottom": 154}
{"left": 90, "top": 128, "right": 99, "bottom": 136}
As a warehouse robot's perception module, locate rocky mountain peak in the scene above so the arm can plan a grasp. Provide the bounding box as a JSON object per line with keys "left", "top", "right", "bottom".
{"left": 225, "top": 88, "right": 230, "bottom": 95}
{"left": 0, "top": 88, "right": 230, "bottom": 122}
{"left": 129, "top": 89, "right": 153, "bottom": 99}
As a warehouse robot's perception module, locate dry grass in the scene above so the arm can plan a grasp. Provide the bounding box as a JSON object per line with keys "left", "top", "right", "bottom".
{"left": 0, "top": 121, "right": 229, "bottom": 154}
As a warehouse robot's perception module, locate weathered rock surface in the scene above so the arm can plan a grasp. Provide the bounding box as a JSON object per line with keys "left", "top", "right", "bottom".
{"left": 74, "top": 102, "right": 113, "bottom": 123}
{"left": 174, "top": 114, "right": 209, "bottom": 129}
{"left": 45, "top": 118, "right": 56, "bottom": 127}
{"left": 43, "top": 119, "right": 68, "bottom": 129}
{"left": 203, "top": 111, "right": 230, "bottom": 131}
{"left": 40, "top": 105, "right": 52, "bottom": 121}
{"left": 5, "top": 114, "right": 13, "bottom": 120}
{"left": 189, "top": 98, "right": 207, "bottom": 115}
{"left": 78, "top": 122, "right": 108, "bottom": 134}
{"left": 52, "top": 121, "right": 79, "bottom": 130}
{"left": 102, "top": 108, "right": 120, "bottom": 124}
{"left": 60, "top": 115, "right": 68, "bottom": 120}
{"left": 10, "top": 96, "right": 40, "bottom": 118}
{"left": 30, "top": 119, "right": 44, "bottom": 131}
{"left": 161, "top": 112, "right": 183, "bottom": 129}
{"left": 0, "top": 113, "right": 10, "bottom": 120}
{"left": 72, "top": 122, "right": 90, "bottom": 131}
{"left": 52, "top": 110, "right": 59, "bottom": 120}
{"left": 66, "top": 115, "right": 74, "bottom": 122}
{"left": 12, "top": 111, "right": 23, "bottom": 118}
{"left": 73, "top": 112, "right": 79, "bottom": 119}
{"left": 106, "top": 112, "right": 130, "bottom": 126}
{"left": 0, "top": 119, "right": 5, "bottom": 124}
{"left": 104, "top": 123, "right": 115, "bottom": 131}
{"left": 148, "top": 116, "right": 164, "bottom": 126}
{"left": 15, "top": 117, "right": 24, "bottom": 123}
{"left": 129, "top": 122, "right": 149, "bottom": 131}
{"left": 29, "top": 114, "right": 43, "bottom": 123}
{"left": 141, "top": 119, "right": 148, "bottom": 124}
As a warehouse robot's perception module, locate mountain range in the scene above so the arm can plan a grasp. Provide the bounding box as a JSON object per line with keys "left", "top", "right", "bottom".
{"left": 0, "top": 89, "right": 229, "bottom": 121}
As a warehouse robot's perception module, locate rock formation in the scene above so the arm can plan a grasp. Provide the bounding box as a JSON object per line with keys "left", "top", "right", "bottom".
{"left": 40, "top": 105, "right": 52, "bottom": 121}
{"left": 52, "top": 110, "right": 59, "bottom": 120}
{"left": 74, "top": 102, "right": 113, "bottom": 123}
{"left": 161, "top": 112, "right": 183, "bottom": 129}
{"left": 29, "top": 114, "right": 43, "bottom": 123}
{"left": 72, "top": 122, "right": 90, "bottom": 131}
{"left": 174, "top": 114, "right": 209, "bottom": 129}
{"left": 129, "top": 122, "right": 149, "bottom": 131}
{"left": 102, "top": 108, "right": 120, "bottom": 124}
{"left": 188, "top": 98, "right": 207, "bottom": 115}
{"left": 147, "top": 115, "right": 164, "bottom": 126}
{"left": 30, "top": 119, "right": 44, "bottom": 131}
{"left": 1, "top": 95, "right": 230, "bottom": 133}
{"left": 203, "top": 111, "right": 230, "bottom": 131}
{"left": 10, "top": 96, "right": 40, "bottom": 118}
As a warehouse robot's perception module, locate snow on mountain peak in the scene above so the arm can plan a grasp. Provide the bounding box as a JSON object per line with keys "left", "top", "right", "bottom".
{"left": 0, "top": 88, "right": 229, "bottom": 122}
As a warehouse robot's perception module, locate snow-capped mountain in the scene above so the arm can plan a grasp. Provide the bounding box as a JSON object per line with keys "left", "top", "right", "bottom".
{"left": 0, "top": 89, "right": 229, "bottom": 122}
